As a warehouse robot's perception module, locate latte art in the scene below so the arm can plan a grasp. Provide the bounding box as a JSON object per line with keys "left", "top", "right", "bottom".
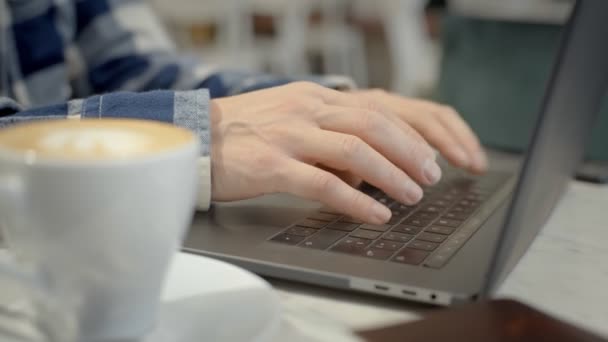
{"left": 0, "top": 119, "right": 195, "bottom": 161}
{"left": 39, "top": 128, "right": 152, "bottom": 158}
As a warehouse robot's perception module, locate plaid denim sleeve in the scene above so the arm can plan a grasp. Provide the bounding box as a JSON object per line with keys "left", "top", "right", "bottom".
{"left": 0, "top": 90, "right": 213, "bottom": 210}
{"left": 198, "top": 72, "right": 357, "bottom": 98}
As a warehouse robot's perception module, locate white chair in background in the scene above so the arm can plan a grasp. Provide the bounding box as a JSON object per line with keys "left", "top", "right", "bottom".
{"left": 151, "top": 0, "right": 368, "bottom": 85}
{"left": 307, "top": 0, "right": 369, "bottom": 86}
{"left": 352, "top": 0, "right": 438, "bottom": 95}
{"left": 149, "top": 0, "right": 262, "bottom": 70}
{"left": 246, "top": 0, "right": 312, "bottom": 76}
{"left": 249, "top": 0, "right": 368, "bottom": 86}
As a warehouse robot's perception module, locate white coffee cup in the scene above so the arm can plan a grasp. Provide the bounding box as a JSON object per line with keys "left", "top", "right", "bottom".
{"left": 0, "top": 119, "right": 200, "bottom": 341}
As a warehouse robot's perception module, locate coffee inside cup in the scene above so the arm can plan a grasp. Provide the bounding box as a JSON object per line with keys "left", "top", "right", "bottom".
{"left": 0, "top": 119, "right": 194, "bottom": 161}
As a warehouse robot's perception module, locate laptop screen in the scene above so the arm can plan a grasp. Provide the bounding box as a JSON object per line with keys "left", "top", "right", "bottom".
{"left": 482, "top": 0, "right": 608, "bottom": 296}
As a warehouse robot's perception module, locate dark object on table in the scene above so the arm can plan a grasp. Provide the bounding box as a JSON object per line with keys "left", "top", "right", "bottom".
{"left": 576, "top": 160, "right": 608, "bottom": 184}
{"left": 358, "top": 299, "right": 606, "bottom": 342}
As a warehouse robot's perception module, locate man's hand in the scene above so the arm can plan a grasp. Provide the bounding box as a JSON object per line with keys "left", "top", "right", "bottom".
{"left": 209, "top": 82, "right": 478, "bottom": 224}
{"left": 353, "top": 89, "right": 488, "bottom": 174}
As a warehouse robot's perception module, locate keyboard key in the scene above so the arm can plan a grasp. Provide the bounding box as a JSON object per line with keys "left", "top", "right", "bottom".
{"left": 361, "top": 248, "right": 395, "bottom": 260}
{"left": 359, "top": 183, "right": 379, "bottom": 195}
{"left": 359, "top": 223, "right": 391, "bottom": 232}
{"left": 270, "top": 233, "right": 305, "bottom": 245}
{"left": 327, "top": 221, "right": 359, "bottom": 231}
{"left": 371, "top": 239, "right": 404, "bottom": 251}
{"left": 435, "top": 218, "right": 463, "bottom": 228}
{"left": 424, "top": 253, "right": 451, "bottom": 269}
{"left": 419, "top": 205, "right": 444, "bottom": 214}
{"left": 443, "top": 237, "right": 467, "bottom": 249}
{"left": 350, "top": 229, "right": 382, "bottom": 240}
{"left": 340, "top": 216, "right": 363, "bottom": 224}
{"left": 383, "top": 232, "right": 414, "bottom": 243}
{"left": 297, "top": 219, "right": 328, "bottom": 229}
{"left": 439, "top": 193, "right": 458, "bottom": 201}
{"left": 425, "top": 242, "right": 465, "bottom": 269}
{"left": 451, "top": 178, "right": 475, "bottom": 188}
{"left": 331, "top": 237, "right": 371, "bottom": 254}
{"left": 449, "top": 205, "right": 474, "bottom": 214}
{"left": 392, "top": 248, "right": 429, "bottom": 265}
{"left": 285, "top": 226, "right": 318, "bottom": 237}
{"left": 391, "top": 208, "right": 410, "bottom": 218}
{"left": 392, "top": 225, "right": 422, "bottom": 235}
{"left": 402, "top": 217, "right": 431, "bottom": 227}
{"left": 409, "top": 211, "right": 439, "bottom": 220}
{"left": 300, "top": 229, "right": 346, "bottom": 250}
{"left": 464, "top": 193, "right": 485, "bottom": 201}
{"left": 458, "top": 199, "right": 479, "bottom": 208}
{"left": 393, "top": 203, "right": 416, "bottom": 211}
{"left": 416, "top": 232, "right": 447, "bottom": 243}
{"left": 308, "top": 212, "right": 340, "bottom": 222}
{"left": 388, "top": 216, "right": 404, "bottom": 225}
{"left": 408, "top": 240, "right": 439, "bottom": 251}
{"left": 388, "top": 208, "right": 411, "bottom": 224}
{"left": 443, "top": 211, "right": 470, "bottom": 220}
{"left": 429, "top": 199, "right": 452, "bottom": 207}
{"left": 437, "top": 245, "right": 459, "bottom": 255}
{"left": 470, "top": 187, "right": 491, "bottom": 195}
{"left": 375, "top": 195, "right": 393, "bottom": 206}
{"left": 448, "top": 188, "right": 464, "bottom": 195}
{"left": 425, "top": 226, "right": 455, "bottom": 235}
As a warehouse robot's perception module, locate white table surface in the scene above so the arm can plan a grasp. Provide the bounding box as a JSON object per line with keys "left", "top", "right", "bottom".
{"left": 262, "top": 181, "right": 608, "bottom": 336}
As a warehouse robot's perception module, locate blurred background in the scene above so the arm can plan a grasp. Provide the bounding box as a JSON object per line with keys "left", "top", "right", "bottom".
{"left": 148, "top": 0, "right": 608, "bottom": 160}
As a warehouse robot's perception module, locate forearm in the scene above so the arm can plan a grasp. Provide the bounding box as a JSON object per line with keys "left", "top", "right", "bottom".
{"left": 0, "top": 90, "right": 212, "bottom": 209}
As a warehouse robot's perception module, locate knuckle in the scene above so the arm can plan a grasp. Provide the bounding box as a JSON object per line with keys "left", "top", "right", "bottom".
{"left": 283, "top": 96, "right": 323, "bottom": 115}
{"left": 311, "top": 171, "right": 337, "bottom": 194}
{"left": 438, "top": 105, "right": 459, "bottom": 117}
{"left": 340, "top": 135, "right": 363, "bottom": 159}
{"left": 406, "top": 138, "right": 434, "bottom": 160}
{"left": 291, "top": 81, "right": 321, "bottom": 93}
{"left": 364, "top": 98, "right": 383, "bottom": 113}
{"left": 359, "top": 111, "right": 380, "bottom": 132}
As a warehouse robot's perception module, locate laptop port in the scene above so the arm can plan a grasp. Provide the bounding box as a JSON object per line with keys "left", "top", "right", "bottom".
{"left": 374, "top": 284, "right": 389, "bottom": 291}
{"left": 402, "top": 289, "right": 417, "bottom": 296}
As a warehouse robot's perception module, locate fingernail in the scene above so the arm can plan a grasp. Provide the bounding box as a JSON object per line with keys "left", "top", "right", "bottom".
{"left": 423, "top": 159, "right": 442, "bottom": 185}
{"left": 371, "top": 202, "right": 391, "bottom": 224}
{"left": 402, "top": 181, "right": 423, "bottom": 204}
{"left": 451, "top": 147, "right": 470, "bottom": 167}
{"left": 472, "top": 151, "right": 488, "bottom": 171}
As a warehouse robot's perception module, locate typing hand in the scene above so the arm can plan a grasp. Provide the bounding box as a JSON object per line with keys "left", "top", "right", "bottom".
{"left": 352, "top": 89, "right": 488, "bottom": 174}
{"left": 210, "top": 82, "right": 442, "bottom": 224}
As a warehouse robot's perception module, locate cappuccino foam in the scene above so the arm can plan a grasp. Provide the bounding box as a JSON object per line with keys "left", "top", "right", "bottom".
{"left": 0, "top": 119, "right": 195, "bottom": 161}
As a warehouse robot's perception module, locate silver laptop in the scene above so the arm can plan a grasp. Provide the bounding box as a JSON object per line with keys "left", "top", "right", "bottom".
{"left": 183, "top": 0, "right": 608, "bottom": 305}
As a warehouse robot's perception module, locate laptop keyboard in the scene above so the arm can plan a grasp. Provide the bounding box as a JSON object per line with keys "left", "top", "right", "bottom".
{"left": 268, "top": 171, "right": 510, "bottom": 269}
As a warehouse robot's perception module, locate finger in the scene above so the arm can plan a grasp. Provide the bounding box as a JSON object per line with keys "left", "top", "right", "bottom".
{"left": 404, "top": 99, "right": 487, "bottom": 173}
{"left": 277, "top": 159, "right": 391, "bottom": 224}
{"left": 431, "top": 106, "right": 488, "bottom": 173}
{"left": 316, "top": 88, "right": 433, "bottom": 151}
{"left": 405, "top": 115, "right": 471, "bottom": 169}
{"left": 296, "top": 130, "right": 423, "bottom": 204}
{"left": 316, "top": 106, "right": 441, "bottom": 186}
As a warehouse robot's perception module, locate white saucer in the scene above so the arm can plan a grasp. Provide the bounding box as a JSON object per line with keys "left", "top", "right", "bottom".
{"left": 144, "top": 253, "right": 281, "bottom": 342}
